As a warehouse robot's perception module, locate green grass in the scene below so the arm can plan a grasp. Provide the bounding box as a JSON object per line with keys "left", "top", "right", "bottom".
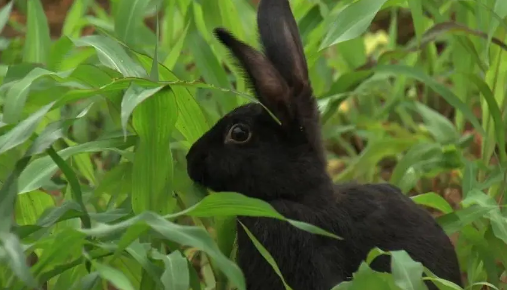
{"left": 0, "top": 0, "right": 506, "bottom": 289}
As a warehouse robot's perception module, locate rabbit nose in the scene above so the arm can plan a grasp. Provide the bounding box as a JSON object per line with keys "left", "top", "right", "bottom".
{"left": 187, "top": 143, "right": 206, "bottom": 163}
{"left": 186, "top": 148, "right": 209, "bottom": 184}
{"left": 186, "top": 145, "right": 209, "bottom": 170}
{"left": 187, "top": 150, "right": 207, "bottom": 165}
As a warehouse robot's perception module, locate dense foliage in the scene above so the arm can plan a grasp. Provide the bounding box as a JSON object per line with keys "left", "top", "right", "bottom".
{"left": 0, "top": 0, "right": 506, "bottom": 289}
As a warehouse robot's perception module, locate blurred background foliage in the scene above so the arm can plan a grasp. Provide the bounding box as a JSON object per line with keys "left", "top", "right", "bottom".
{"left": 0, "top": 0, "right": 506, "bottom": 289}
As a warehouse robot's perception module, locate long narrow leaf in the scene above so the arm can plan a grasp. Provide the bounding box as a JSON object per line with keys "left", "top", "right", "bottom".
{"left": 131, "top": 87, "right": 178, "bottom": 215}
{"left": 23, "top": 0, "right": 51, "bottom": 63}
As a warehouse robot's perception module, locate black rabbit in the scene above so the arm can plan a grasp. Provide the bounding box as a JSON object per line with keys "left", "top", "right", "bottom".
{"left": 186, "top": 0, "right": 462, "bottom": 289}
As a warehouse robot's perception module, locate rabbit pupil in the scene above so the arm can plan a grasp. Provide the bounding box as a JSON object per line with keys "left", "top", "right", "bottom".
{"left": 229, "top": 123, "right": 251, "bottom": 143}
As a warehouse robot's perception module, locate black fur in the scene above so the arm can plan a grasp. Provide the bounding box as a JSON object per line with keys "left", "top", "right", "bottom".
{"left": 186, "top": 0, "right": 462, "bottom": 289}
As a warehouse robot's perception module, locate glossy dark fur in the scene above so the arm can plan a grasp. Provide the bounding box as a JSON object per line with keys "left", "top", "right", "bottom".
{"left": 186, "top": 0, "right": 462, "bottom": 289}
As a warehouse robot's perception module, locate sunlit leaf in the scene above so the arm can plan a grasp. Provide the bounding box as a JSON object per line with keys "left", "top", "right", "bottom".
{"left": 1, "top": 233, "right": 38, "bottom": 288}
{"left": 320, "top": 0, "right": 389, "bottom": 49}
{"left": 0, "top": 0, "right": 13, "bottom": 34}
{"left": 63, "top": 0, "right": 91, "bottom": 38}
{"left": 114, "top": 0, "right": 150, "bottom": 47}
{"left": 79, "top": 212, "right": 246, "bottom": 290}
{"left": 15, "top": 190, "right": 55, "bottom": 226}
{"left": 390, "top": 251, "right": 426, "bottom": 290}
{"left": 131, "top": 87, "right": 178, "bottom": 215}
{"left": 374, "top": 65, "right": 484, "bottom": 135}
{"left": 411, "top": 192, "right": 453, "bottom": 214}
{"left": 18, "top": 137, "right": 136, "bottom": 194}
{"left": 73, "top": 35, "right": 146, "bottom": 77}
{"left": 0, "top": 102, "right": 55, "bottom": 154}
{"left": 154, "top": 250, "right": 190, "bottom": 290}
{"left": 180, "top": 192, "right": 341, "bottom": 240}
{"left": 94, "top": 261, "right": 135, "bottom": 290}
{"left": 120, "top": 85, "right": 164, "bottom": 137}
{"left": 23, "top": 0, "right": 51, "bottom": 63}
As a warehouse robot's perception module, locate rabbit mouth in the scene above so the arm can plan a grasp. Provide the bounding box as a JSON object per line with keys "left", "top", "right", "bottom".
{"left": 187, "top": 163, "right": 208, "bottom": 186}
{"left": 187, "top": 163, "right": 231, "bottom": 193}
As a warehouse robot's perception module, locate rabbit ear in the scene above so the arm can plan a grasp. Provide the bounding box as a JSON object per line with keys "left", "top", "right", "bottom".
{"left": 214, "top": 28, "right": 294, "bottom": 125}
{"left": 257, "top": 0, "right": 309, "bottom": 90}
{"left": 255, "top": 0, "right": 325, "bottom": 162}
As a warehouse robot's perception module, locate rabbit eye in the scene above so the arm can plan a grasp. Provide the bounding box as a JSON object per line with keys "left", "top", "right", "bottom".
{"left": 226, "top": 123, "right": 252, "bottom": 144}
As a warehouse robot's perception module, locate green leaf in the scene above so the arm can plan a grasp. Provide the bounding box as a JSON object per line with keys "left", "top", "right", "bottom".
{"left": 18, "top": 137, "right": 136, "bottom": 194}
{"left": 26, "top": 103, "right": 93, "bottom": 156}
{"left": 335, "top": 137, "right": 417, "bottom": 182}
{"left": 463, "top": 190, "right": 507, "bottom": 244}
{"left": 32, "top": 229, "right": 86, "bottom": 275}
{"left": 0, "top": 156, "right": 30, "bottom": 232}
{"left": 437, "top": 200, "right": 495, "bottom": 235}
{"left": 47, "top": 36, "right": 75, "bottom": 71}
{"left": 69, "top": 272, "right": 100, "bottom": 290}
{"left": 0, "top": 233, "right": 38, "bottom": 288}
{"left": 80, "top": 212, "right": 246, "bottom": 290}
{"left": 120, "top": 85, "right": 165, "bottom": 137}
{"left": 124, "top": 241, "right": 163, "bottom": 288}
{"left": 163, "top": 23, "right": 190, "bottom": 70}
{"left": 73, "top": 35, "right": 146, "bottom": 77}
{"left": 183, "top": 192, "right": 341, "bottom": 240}
{"left": 150, "top": 8, "right": 160, "bottom": 82}
{"left": 15, "top": 201, "right": 83, "bottom": 239}
{"left": 0, "top": 101, "right": 55, "bottom": 154}
{"left": 422, "top": 267, "right": 464, "bottom": 290}
{"left": 69, "top": 64, "right": 114, "bottom": 88}
{"left": 332, "top": 262, "right": 396, "bottom": 290}
{"left": 218, "top": 0, "right": 245, "bottom": 40}
{"left": 63, "top": 0, "right": 91, "bottom": 38}
{"left": 15, "top": 190, "right": 55, "bottom": 226}
{"left": 23, "top": 0, "right": 51, "bottom": 63}
{"left": 131, "top": 87, "right": 178, "bottom": 215}
{"left": 155, "top": 250, "right": 190, "bottom": 290}
{"left": 46, "top": 146, "right": 91, "bottom": 231}
{"left": 465, "top": 73, "right": 506, "bottom": 162}
{"left": 186, "top": 13, "right": 237, "bottom": 112}
{"left": 408, "top": 0, "right": 424, "bottom": 45}
{"left": 239, "top": 221, "right": 293, "bottom": 290}
{"left": 411, "top": 192, "right": 453, "bottom": 214}
{"left": 379, "top": 22, "right": 507, "bottom": 66}
{"left": 488, "top": 0, "right": 507, "bottom": 42}
{"left": 93, "top": 261, "right": 135, "bottom": 290}
{"left": 215, "top": 216, "right": 236, "bottom": 260}
{"left": 390, "top": 251, "right": 426, "bottom": 290}
{"left": 114, "top": 0, "right": 150, "bottom": 47}
{"left": 374, "top": 65, "right": 484, "bottom": 135}
{"left": 462, "top": 161, "right": 477, "bottom": 197}
{"left": 320, "top": 0, "right": 389, "bottom": 49}
{"left": 3, "top": 67, "right": 66, "bottom": 123}
{"left": 111, "top": 224, "right": 150, "bottom": 262}
{"left": 135, "top": 53, "right": 210, "bottom": 143}
{"left": 0, "top": 0, "right": 13, "bottom": 34}
{"left": 411, "top": 103, "right": 459, "bottom": 144}
{"left": 390, "top": 143, "right": 440, "bottom": 189}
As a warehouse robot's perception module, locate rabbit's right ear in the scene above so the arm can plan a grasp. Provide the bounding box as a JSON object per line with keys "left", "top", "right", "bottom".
{"left": 214, "top": 28, "right": 294, "bottom": 125}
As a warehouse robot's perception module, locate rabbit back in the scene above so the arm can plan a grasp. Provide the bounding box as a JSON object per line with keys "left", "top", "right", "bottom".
{"left": 236, "top": 183, "right": 462, "bottom": 290}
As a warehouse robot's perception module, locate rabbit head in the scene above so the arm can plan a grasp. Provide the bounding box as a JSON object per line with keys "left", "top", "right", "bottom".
{"left": 186, "top": 0, "right": 331, "bottom": 200}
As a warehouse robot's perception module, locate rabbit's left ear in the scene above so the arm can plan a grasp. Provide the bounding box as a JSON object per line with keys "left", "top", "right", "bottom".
{"left": 257, "top": 0, "right": 309, "bottom": 91}
{"left": 214, "top": 28, "right": 294, "bottom": 126}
